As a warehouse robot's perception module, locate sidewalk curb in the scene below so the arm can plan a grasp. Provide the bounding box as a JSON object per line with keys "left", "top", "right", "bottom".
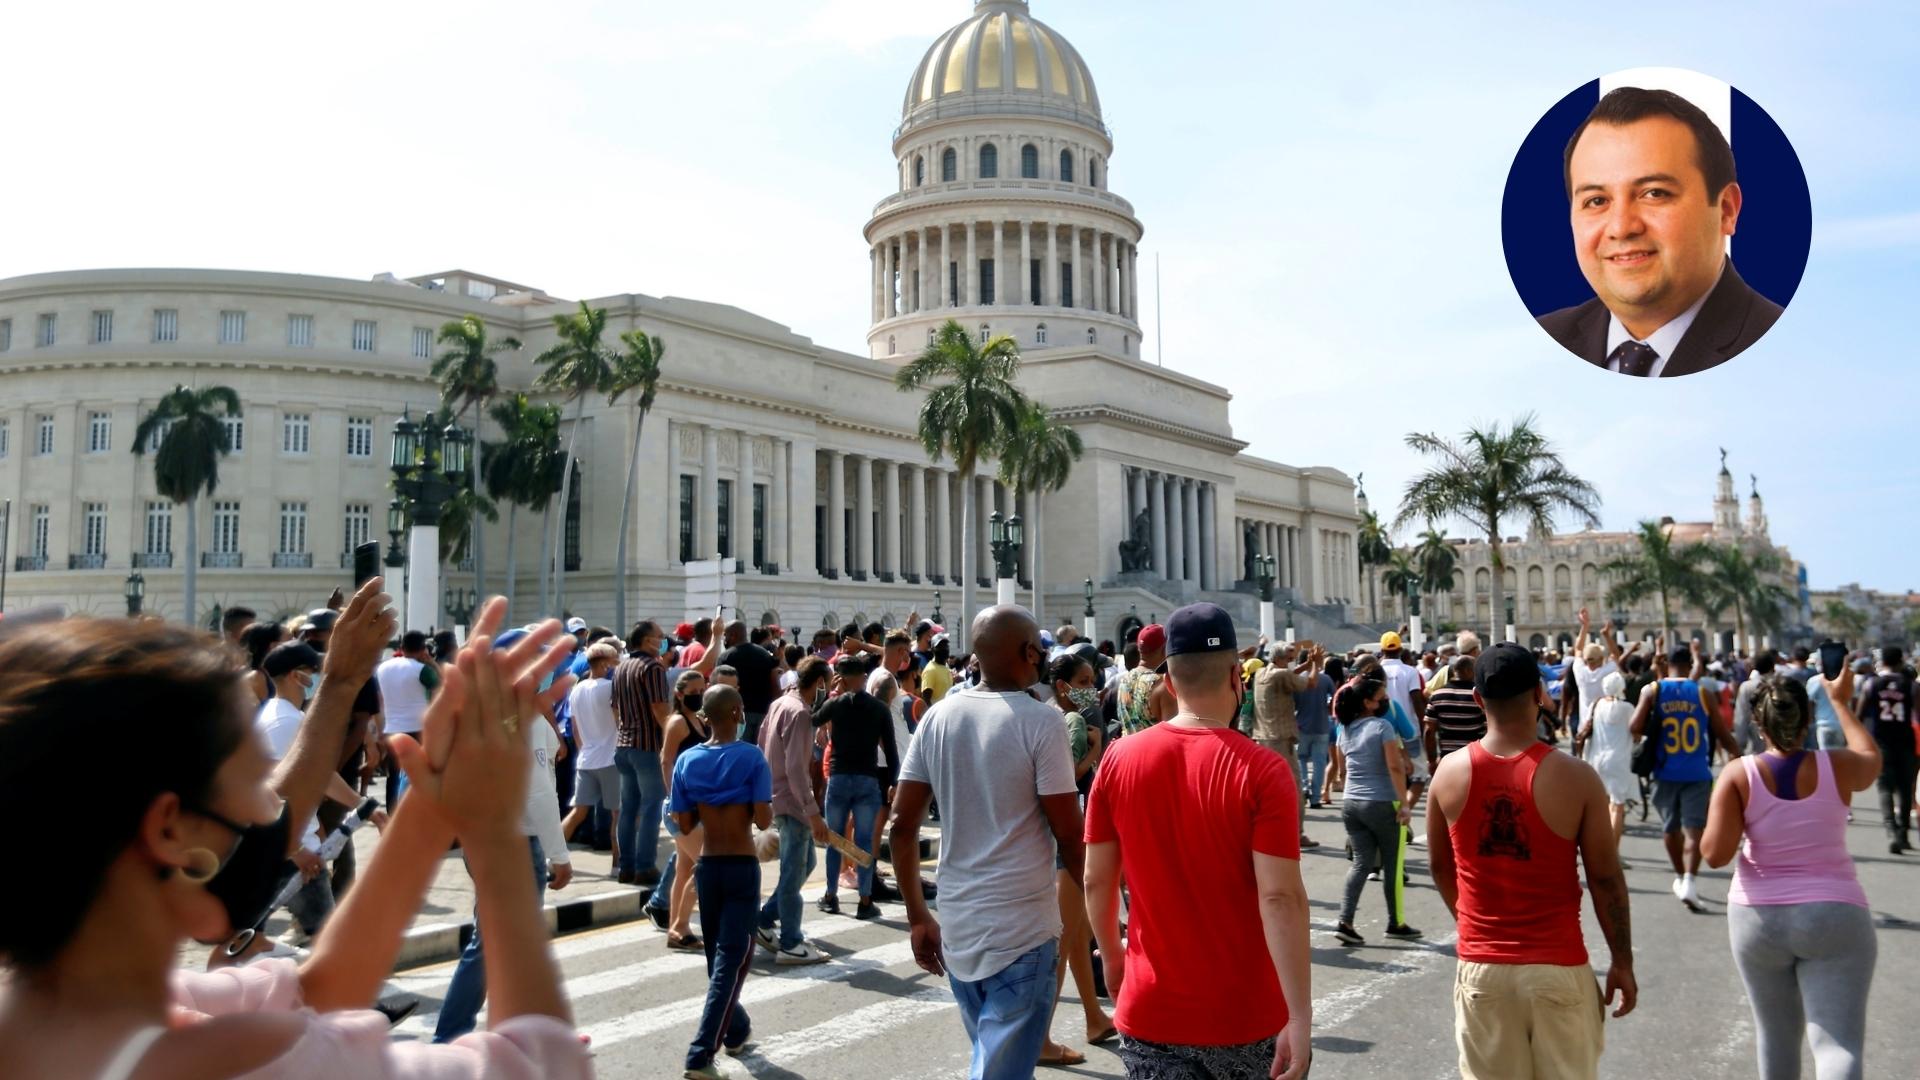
{"left": 393, "top": 835, "right": 937, "bottom": 969}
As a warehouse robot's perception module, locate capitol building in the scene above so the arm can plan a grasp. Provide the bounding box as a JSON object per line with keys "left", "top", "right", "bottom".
{"left": 0, "top": 0, "right": 1371, "bottom": 642}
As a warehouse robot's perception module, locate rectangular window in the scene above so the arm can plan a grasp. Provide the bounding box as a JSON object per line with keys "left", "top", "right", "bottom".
{"left": 145, "top": 501, "right": 173, "bottom": 555}
{"left": 352, "top": 320, "right": 376, "bottom": 352}
{"left": 35, "top": 415, "right": 54, "bottom": 456}
{"left": 343, "top": 503, "right": 370, "bottom": 553}
{"left": 716, "top": 479, "right": 733, "bottom": 559}
{"left": 212, "top": 501, "right": 242, "bottom": 554}
{"left": 83, "top": 503, "right": 107, "bottom": 557}
{"left": 219, "top": 310, "right": 246, "bottom": 344}
{"left": 287, "top": 314, "right": 314, "bottom": 347}
{"left": 153, "top": 309, "right": 178, "bottom": 343}
{"left": 278, "top": 502, "right": 308, "bottom": 554}
{"left": 1030, "top": 260, "right": 1042, "bottom": 305}
{"left": 30, "top": 505, "right": 50, "bottom": 557}
{"left": 1061, "top": 265, "right": 1074, "bottom": 309}
{"left": 37, "top": 313, "right": 56, "bottom": 347}
{"left": 281, "top": 412, "right": 310, "bottom": 454}
{"left": 87, "top": 411, "right": 111, "bottom": 453}
{"left": 678, "top": 476, "right": 695, "bottom": 562}
{"left": 814, "top": 505, "right": 826, "bottom": 573}
{"left": 752, "top": 483, "right": 767, "bottom": 568}
{"left": 143, "top": 417, "right": 176, "bottom": 453}
{"left": 0, "top": 317, "right": 11, "bottom": 351}
{"left": 91, "top": 310, "right": 113, "bottom": 344}
{"left": 948, "top": 263, "right": 959, "bottom": 306}
{"left": 411, "top": 326, "right": 432, "bottom": 359}
{"left": 346, "top": 416, "right": 373, "bottom": 458}
{"left": 980, "top": 259, "right": 995, "bottom": 305}
{"left": 222, "top": 414, "right": 244, "bottom": 453}
{"left": 0, "top": 418, "right": 9, "bottom": 459}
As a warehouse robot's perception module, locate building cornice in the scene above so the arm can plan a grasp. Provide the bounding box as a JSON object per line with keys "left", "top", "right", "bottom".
{"left": 0, "top": 268, "right": 517, "bottom": 323}
{"left": 1049, "top": 403, "right": 1246, "bottom": 455}
{"left": 0, "top": 353, "right": 439, "bottom": 385}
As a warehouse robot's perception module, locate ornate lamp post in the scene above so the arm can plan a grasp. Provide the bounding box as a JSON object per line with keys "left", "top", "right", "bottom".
{"left": 1504, "top": 594, "right": 1517, "bottom": 645}
{"left": 1284, "top": 596, "right": 1296, "bottom": 646}
{"left": 1256, "top": 554, "right": 1277, "bottom": 640}
{"left": 124, "top": 571, "right": 145, "bottom": 618}
{"left": 1082, "top": 578, "right": 1097, "bottom": 643}
{"left": 931, "top": 589, "right": 943, "bottom": 628}
{"left": 989, "top": 511, "right": 1024, "bottom": 607}
{"left": 1406, "top": 576, "right": 1423, "bottom": 653}
{"left": 390, "top": 409, "right": 470, "bottom": 633}
{"left": 444, "top": 585, "right": 477, "bottom": 632}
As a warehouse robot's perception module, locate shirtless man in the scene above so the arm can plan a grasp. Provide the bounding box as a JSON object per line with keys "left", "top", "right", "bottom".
{"left": 667, "top": 684, "right": 773, "bottom": 1080}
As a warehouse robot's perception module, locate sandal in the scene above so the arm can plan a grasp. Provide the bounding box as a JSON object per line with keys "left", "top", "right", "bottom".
{"left": 667, "top": 933, "right": 704, "bottom": 951}
{"left": 1087, "top": 1024, "right": 1119, "bottom": 1045}
{"left": 1038, "top": 1044, "right": 1087, "bottom": 1067}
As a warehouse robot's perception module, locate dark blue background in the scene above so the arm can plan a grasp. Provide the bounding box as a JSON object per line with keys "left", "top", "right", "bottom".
{"left": 1502, "top": 79, "right": 1811, "bottom": 319}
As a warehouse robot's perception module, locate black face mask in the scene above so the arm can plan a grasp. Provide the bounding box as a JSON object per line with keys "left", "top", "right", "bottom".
{"left": 192, "top": 802, "right": 295, "bottom": 946}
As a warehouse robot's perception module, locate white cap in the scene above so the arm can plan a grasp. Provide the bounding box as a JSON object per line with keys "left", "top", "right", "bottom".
{"left": 565, "top": 617, "right": 587, "bottom": 633}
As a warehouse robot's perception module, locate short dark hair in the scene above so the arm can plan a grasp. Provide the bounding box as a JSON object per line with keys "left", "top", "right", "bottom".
{"left": 586, "top": 626, "right": 613, "bottom": 643}
{"left": 1753, "top": 649, "right": 1778, "bottom": 675}
{"left": 1564, "top": 86, "right": 1736, "bottom": 200}
{"left": 1886, "top": 646, "right": 1906, "bottom": 668}
{"left": 1793, "top": 645, "right": 1811, "bottom": 663}
{"left": 863, "top": 621, "right": 885, "bottom": 643}
{"left": 1669, "top": 646, "right": 1694, "bottom": 669}
{"left": 222, "top": 606, "right": 256, "bottom": 629}
{"left": 401, "top": 629, "right": 430, "bottom": 653}
{"left": 692, "top": 618, "right": 713, "bottom": 638}
{"left": 241, "top": 622, "right": 287, "bottom": 671}
{"left": 783, "top": 644, "right": 805, "bottom": 668}
{"left": 749, "top": 626, "right": 771, "bottom": 646}
{"left": 628, "top": 620, "right": 661, "bottom": 655}
{"left": 794, "top": 655, "right": 831, "bottom": 691}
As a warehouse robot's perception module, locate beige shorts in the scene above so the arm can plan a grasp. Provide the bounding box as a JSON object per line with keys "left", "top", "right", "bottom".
{"left": 1453, "top": 960, "right": 1604, "bottom": 1080}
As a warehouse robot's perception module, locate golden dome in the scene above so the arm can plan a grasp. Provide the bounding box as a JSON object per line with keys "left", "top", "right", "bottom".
{"left": 903, "top": 1, "right": 1101, "bottom": 125}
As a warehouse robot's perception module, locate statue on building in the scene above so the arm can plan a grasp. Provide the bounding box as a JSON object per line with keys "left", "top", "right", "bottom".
{"left": 1119, "top": 508, "right": 1153, "bottom": 572}
{"left": 1719, "top": 446, "right": 1728, "bottom": 472}
{"left": 1243, "top": 523, "right": 1260, "bottom": 582}
{"left": 1751, "top": 473, "right": 1759, "bottom": 498}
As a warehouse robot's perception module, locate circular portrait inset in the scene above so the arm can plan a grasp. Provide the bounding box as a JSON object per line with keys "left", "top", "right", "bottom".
{"left": 1501, "top": 67, "right": 1810, "bottom": 378}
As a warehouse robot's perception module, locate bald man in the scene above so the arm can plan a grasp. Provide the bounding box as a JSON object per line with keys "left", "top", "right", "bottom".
{"left": 891, "top": 605, "right": 1084, "bottom": 1079}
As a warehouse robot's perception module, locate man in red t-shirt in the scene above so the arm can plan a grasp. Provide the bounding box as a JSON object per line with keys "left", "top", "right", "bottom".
{"left": 1084, "top": 602, "right": 1311, "bottom": 1080}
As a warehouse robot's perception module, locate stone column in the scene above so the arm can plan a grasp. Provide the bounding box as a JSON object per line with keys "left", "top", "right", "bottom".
{"left": 991, "top": 220, "right": 1003, "bottom": 306}
{"left": 964, "top": 221, "right": 977, "bottom": 307}
{"left": 933, "top": 468, "right": 952, "bottom": 583}
{"left": 1170, "top": 478, "right": 1189, "bottom": 584}
{"left": 1129, "top": 468, "right": 1147, "bottom": 532}
{"left": 937, "top": 226, "right": 950, "bottom": 308}
{"left": 918, "top": 228, "right": 930, "bottom": 313}
{"left": 1198, "top": 482, "right": 1215, "bottom": 589}
{"left": 1092, "top": 232, "right": 1105, "bottom": 314}
{"left": 976, "top": 475, "right": 994, "bottom": 585}
{"left": 908, "top": 463, "right": 926, "bottom": 581}
{"left": 699, "top": 425, "right": 718, "bottom": 559}
{"left": 770, "top": 438, "right": 788, "bottom": 571}
{"left": 1071, "top": 226, "right": 1084, "bottom": 310}
{"left": 854, "top": 455, "right": 873, "bottom": 579}
{"left": 1115, "top": 241, "right": 1127, "bottom": 318}
{"left": 1287, "top": 526, "right": 1300, "bottom": 589}
{"left": 735, "top": 430, "right": 752, "bottom": 567}
{"left": 1019, "top": 222, "right": 1032, "bottom": 306}
{"left": 666, "top": 421, "right": 682, "bottom": 563}
{"left": 826, "top": 449, "right": 844, "bottom": 576}
{"left": 1045, "top": 223, "right": 1059, "bottom": 306}
{"left": 882, "top": 458, "right": 900, "bottom": 580}
{"left": 870, "top": 245, "right": 881, "bottom": 323}
{"left": 1150, "top": 473, "right": 1169, "bottom": 579}
{"left": 1129, "top": 245, "right": 1140, "bottom": 320}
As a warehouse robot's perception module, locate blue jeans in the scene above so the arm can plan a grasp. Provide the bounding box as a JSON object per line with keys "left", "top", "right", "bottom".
{"left": 1298, "top": 732, "right": 1330, "bottom": 800}
{"left": 823, "top": 773, "right": 884, "bottom": 899}
{"left": 759, "top": 813, "right": 818, "bottom": 949}
{"left": 949, "top": 938, "right": 1059, "bottom": 1080}
{"left": 434, "top": 836, "right": 546, "bottom": 1042}
{"left": 688, "top": 856, "right": 760, "bottom": 1070}
{"left": 646, "top": 798, "right": 680, "bottom": 916}
{"left": 615, "top": 746, "right": 665, "bottom": 876}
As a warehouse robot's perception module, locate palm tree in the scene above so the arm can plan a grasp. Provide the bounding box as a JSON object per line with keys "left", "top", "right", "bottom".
{"left": 436, "top": 480, "right": 498, "bottom": 566}
{"left": 533, "top": 301, "right": 615, "bottom": 617}
{"left": 1381, "top": 549, "right": 1421, "bottom": 623}
{"left": 485, "top": 394, "right": 564, "bottom": 623}
{"left": 132, "top": 385, "right": 240, "bottom": 625}
{"left": 1355, "top": 509, "right": 1392, "bottom": 622}
{"left": 1602, "top": 520, "right": 1710, "bottom": 641}
{"left": 895, "top": 320, "right": 1027, "bottom": 650}
{"left": 433, "top": 315, "right": 520, "bottom": 597}
{"left": 1396, "top": 414, "right": 1601, "bottom": 643}
{"left": 997, "top": 398, "right": 1084, "bottom": 624}
{"left": 608, "top": 327, "right": 665, "bottom": 635}
{"left": 1821, "top": 599, "right": 1870, "bottom": 644}
{"left": 1699, "top": 544, "right": 1795, "bottom": 652}
{"left": 1414, "top": 527, "right": 1458, "bottom": 614}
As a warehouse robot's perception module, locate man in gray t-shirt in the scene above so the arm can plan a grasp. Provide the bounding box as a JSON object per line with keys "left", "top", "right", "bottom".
{"left": 890, "top": 606, "right": 1083, "bottom": 1080}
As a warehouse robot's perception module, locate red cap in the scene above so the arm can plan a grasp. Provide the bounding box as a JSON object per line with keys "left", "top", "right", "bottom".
{"left": 1138, "top": 623, "right": 1167, "bottom": 653}
{"left": 674, "top": 622, "right": 695, "bottom": 640}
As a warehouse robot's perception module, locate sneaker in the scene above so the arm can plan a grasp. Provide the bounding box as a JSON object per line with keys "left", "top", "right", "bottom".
{"left": 816, "top": 895, "right": 841, "bottom": 915}
{"left": 1677, "top": 875, "right": 1702, "bottom": 911}
{"left": 1309, "top": 799, "right": 1324, "bottom": 810}
{"left": 723, "top": 1030, "right": 753, "bottom": 1056}
{"left": 754, "top": 926, "right": 778, "bottom": 952}
{"left": 855, "top": 900, "right": 882, "bottom": 921}
{"left": 647, "top": 905, "right": 670, "bottom": 931}
{"left": 1367, "top": 870, "right": 1382, "bottom": 882}
{"left": 684, "top": 1064, "right": 723, "bottom": 1079}
{"left": 1332, "top": 923, "right": 1365, "bottom": 946}
{"left": 870, "top": 878, "right": 902, "bottom": 901}
{"left": 1385, "top": 923, "right": 1424, "bottom": 940}
{"left": 776, "top": 941, "right": 830, "bottom": 965}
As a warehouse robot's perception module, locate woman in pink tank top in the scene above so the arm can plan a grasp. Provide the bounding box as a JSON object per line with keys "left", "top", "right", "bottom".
{"left": 1703, "top": 668, "right": 1883, "bottom": 1080}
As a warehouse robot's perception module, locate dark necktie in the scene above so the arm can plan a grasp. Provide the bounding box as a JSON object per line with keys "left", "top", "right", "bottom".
{"left": 1608, "top": 340, "right": 1659, "bottom": 377}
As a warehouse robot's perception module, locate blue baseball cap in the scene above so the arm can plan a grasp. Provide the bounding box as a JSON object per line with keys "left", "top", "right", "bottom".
{"left": 1165, "top": 602, "right": 1237, "bottom": 657}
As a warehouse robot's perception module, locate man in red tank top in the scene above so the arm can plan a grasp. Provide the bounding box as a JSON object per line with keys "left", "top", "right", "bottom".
{"left": 1426, "top": 642, "right": 1637, "bottom": 1080}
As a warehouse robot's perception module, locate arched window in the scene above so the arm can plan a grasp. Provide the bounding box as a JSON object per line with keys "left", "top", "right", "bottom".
{"left": 760, "top": 610, "right": 780, "bottom": 627}
{"left": 913, "top": 155, "right": 925, "bottom": 187}
{"left": 887, "top": 335, "right": 896, "bottom": 355}
{"left": 821, "top": 611, "right": 839, "bottom": 629}
{"left": 1085, "top": 326, "right": 1096, "bottom": 344}
{"left": 979, "top": 143, "right": 998, "bottom": 178}
{"left": 941, "top": 147, "right": 957, "bottom": 182}
{"left": 1529, "top": 633, "right": 1548, "bottom": 650}
{"left": 1020, "top": 144, "right": 1039, "bottom": 178}
{"left": 978, "top": 324, "right": 991, "bottom": 343}
{"left": 1035, "top": 322, "right": 1047, "bottom": 345}
{"left": 1090, "top": 159, "right": 1100, "bottom": 187}
{"left": 1059, "top": 149, "right": 1074, "bottom": 183}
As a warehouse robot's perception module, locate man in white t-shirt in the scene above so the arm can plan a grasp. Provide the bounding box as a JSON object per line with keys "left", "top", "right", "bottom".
{"left": 374, "top": 631, "right": 440, "bottom": 809}
{"left": 561, "top": 642, "right": 621, "bottom": 852}
{"left": 889, "top": 606, "right": 1082, "bottom": 1079}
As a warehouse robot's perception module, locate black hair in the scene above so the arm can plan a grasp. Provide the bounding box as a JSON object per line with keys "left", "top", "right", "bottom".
{"left": 863, "top": 621, "right": 885, "bottom": 643}
{"left": 783, "top": 644, "right": 806, "bottom": 668}
{"left": 1098, "top": 639, "right": 1115, "bottom": 656}
{"left": 1122, "top": 643, "right": 1140, "bottom": 669}
{"left": 1669, "top": 646, "right": 1693, "bottom": 669}
{"left": 1333, "top": 676, "right": 1387, "bottom": 723}
{"left": 1886, "top": 646, "right": 1905, "bottom": 668}
{"left": 241, "top": 621, "right": 286, "bottom": 671}
{"left": 1626, "top": 654, "right": 1647, "bottom": 674}
{"left": 1564, "top": 87, "right": 1736, "bottom": 202}
{"left": 1324, "top": 656, "right": 1347, "bottom": 685}
{"left": 401, "top": 629, "right": 430, "bottom": 653}
{"left": 222, "top": 606, "right": 256, "bottom": 629}
{"left": 1753, "top": 649, "right": 1777, "bottom": 675}
{"left": 0, "top": 619, "right": 249, "bottom": 968}
{"left": 713, "top": 664, "right": 739, "bottom": 682}
{"left": 586, "top": 626, "right": 613, "bottom": 643}
{"left": 794, "top": 655, "right": 832, "bottom": 692}
{"left": 839, "top": 622, "right": 861, "bottom": 643}
{"left": 692, "top": 618, "right": 713, "bottom": 638}
{"left": 749, "top": 626, "right": 771, "bottom": 645}
{"left": 628, "top": 620, "right": 662, "bottom": 655}
{"left": 1049, "top": 651, "right": 1091, "bottom": 688}
{"left": 1793, "top": 645, "right": 1811, "bottom": 662}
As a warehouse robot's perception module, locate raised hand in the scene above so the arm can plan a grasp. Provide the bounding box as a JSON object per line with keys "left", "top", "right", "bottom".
{"left": 322, "top": 577, "right": 397, "bottom": 685}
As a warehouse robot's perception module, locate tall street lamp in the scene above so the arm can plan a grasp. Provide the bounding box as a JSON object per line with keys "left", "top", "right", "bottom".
{"left": 444, "top": 585, "right": 477, "bottom": 633}
{"left": 1256, "top": 554, "right": 1277, "bottom": 640}
{"left": 1406, "top": 576, "right": 1423, "bottom": 653}
{"left": 1082, "top": 578, "right": 1097, "bottom": 643}
{"left": 391, "top": 409, "right": 470, "bottom": 633}
{"left": 989, "top": 511, "right": 1024, "bottom": 607}
{"left": 1611, "top": 605, "right": 1630, "bottom": 648}
{"left": 931, "top": 590, "right": 943, "bottom": 628}
{"left": 1284, "top": 596, "right": 1296, "bottom": 646}
{"left": 1504, "top": 595, "right": 1517, "bottom": 645}
{"left": 124, "top": 571, "right": 145, "bottom": 618}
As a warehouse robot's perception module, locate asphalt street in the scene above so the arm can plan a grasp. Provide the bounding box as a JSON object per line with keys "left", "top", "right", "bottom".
{"left": 387, "top": 787, "right": 1920, "bottom": 1079}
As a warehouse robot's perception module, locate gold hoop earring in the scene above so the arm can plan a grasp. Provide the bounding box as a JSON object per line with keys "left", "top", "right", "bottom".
{"left": 178, "top": 847, "right": 221, "bottom": 885}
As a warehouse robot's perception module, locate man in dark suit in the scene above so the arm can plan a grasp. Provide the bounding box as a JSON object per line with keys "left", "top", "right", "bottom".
{"left": 1539, "top": 87, "right": 1783, "bottom": 378}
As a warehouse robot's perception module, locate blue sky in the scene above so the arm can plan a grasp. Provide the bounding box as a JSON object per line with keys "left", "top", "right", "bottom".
{"left": 4, "top": 1, "right": 1913, "bottom": 590}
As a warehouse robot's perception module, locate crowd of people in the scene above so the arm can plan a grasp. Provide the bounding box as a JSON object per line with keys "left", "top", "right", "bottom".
{"left": 0, "top": 578, "right": 1908, "bottom": 1079}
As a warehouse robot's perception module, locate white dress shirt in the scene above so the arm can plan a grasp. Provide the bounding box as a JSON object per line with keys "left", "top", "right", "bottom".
{"left": 1604, "top": 262, "right": 1722, "bottom": 377}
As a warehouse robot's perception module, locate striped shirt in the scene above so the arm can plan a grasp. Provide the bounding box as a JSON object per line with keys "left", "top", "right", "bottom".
{"left": 1424, "top": 684, "right": 1486, "bottom": 759}
{"left": 612, "top": 655, "right": 669, "bottom": 751}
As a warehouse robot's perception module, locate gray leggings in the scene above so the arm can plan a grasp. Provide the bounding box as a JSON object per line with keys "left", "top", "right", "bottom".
{"left": 1340, "top": 798, "right": 1403, "bottom": 926}
{"left": 1728, "top": 901, "right": 1877, "bottom": 1080}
